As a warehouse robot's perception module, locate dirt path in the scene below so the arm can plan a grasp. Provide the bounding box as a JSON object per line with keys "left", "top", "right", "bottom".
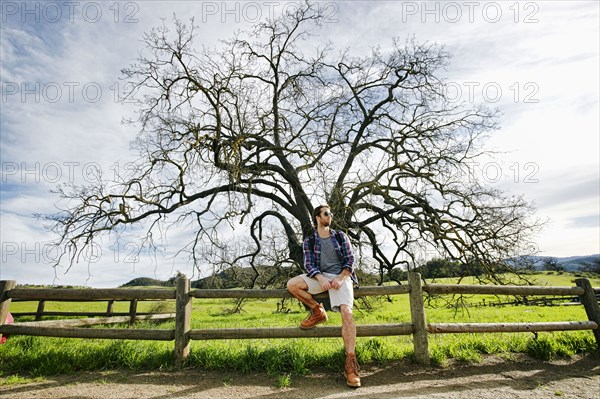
{"left": 1, "top": 355, "right": 599, "bottom": 399}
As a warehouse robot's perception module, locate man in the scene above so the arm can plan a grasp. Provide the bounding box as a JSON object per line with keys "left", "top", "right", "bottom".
{"left": 287, "top": 204, "right": 361, "bottom": 388}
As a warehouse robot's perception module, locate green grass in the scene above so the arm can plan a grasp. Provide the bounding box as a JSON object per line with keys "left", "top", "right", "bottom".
{"left": 1, "top": 272, "right": 598, "bottom": 378}
{"left": 0, "top": 373, "right": 45, "bottom": 386}
{"left": 0, "top": 336, "right": 176, "bottom": 377}
{"left": 276, "top": 373, "right": 292, "bottom": 389}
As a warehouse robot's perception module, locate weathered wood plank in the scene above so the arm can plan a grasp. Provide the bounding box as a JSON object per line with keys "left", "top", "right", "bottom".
{"left": 12, "top": 313, "right": 175, "bottom": 328}
{"left": 106, "top": 300, "right": 115, "bottom": 316}
{"left": 190, "top": 285, "right": 410, "bottom": 299}
{"left": 575, "top": 278, "right": 600, "bottom": 350}
{"left": 129, "top": 299, "right": 138, "bottom": 325}
{"left": 10, "top": 312, "right": 159, "bottom": 317}
{"left": 189, "top": 323, "right": 414, "bottom": 340}
{"left": 0, "top": 280, "right": 17, "bottom": 342}
{"left": 424, "top": 284, "right": 584, "bottom": 296}
{"left": 11, "top": 298, "right": 174, "bottom": 303}
{"left": 7, "top": 288, "right": 176, "bottom": 301}
{"left": 175, "top": 277, "right": 192, "bottom": 367}
{"left": 0, "top": 325, "right": 174, "bottom": 340}
{"left": 408, "top": 273, "right": 430, "bottom": 366}
{"left": 428, "top": 321, "right": 597, "bottom": 334}
{"left": 35, "top": 300, "right": 45, "bottom": 321}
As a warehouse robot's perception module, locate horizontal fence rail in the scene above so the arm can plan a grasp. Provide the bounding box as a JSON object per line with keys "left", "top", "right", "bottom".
{"left": 190, "top": 285, "right": 411, "bottom": 299}
{"left": 11, "top": 312, "right": 160, "bottom": 318}
{"left": 6, "top": 288, "right": 176, "bottom": 301}
{"left": 428, "top": 321, "right": 597, "bottom": 334}
{"left": 190, "top": 324, "right": 415, "bottom": 340}
{"left": 0, "top": 325, "right": 175, "bottom": 340}
{"left": 1, "top": 274, "right": 599, "bottom": 368}
{"left": 424, "top": 284, "right": 585, "bottom": 296}
{"left": 11, "top": 313, "right": 176, "bottom": 328}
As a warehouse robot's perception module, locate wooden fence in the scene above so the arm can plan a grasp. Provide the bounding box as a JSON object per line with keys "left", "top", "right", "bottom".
{"left": 1, "top": 274, "right": 599, "bottom": 368}
{"left": 10, "top": 298, "right": 174, "bottom": 321}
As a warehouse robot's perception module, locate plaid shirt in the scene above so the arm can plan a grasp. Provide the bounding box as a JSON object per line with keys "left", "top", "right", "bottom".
{"left": 303, "top": 229, "right": 359, "bottom": 286}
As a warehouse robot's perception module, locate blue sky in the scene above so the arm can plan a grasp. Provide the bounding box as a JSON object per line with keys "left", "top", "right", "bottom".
{"left": 1, "top": 1, "right": 598, "bottom": 287}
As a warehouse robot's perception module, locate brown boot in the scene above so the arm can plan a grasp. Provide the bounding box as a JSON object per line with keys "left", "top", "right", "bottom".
{"left": 299, "top": 303, "right": 328, "bottom": 329}
{"left": 344, "top": 352, "right": 361, "bottom": 388}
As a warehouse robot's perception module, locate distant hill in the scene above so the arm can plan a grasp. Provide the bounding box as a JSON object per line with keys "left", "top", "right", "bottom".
{"left": 120, "top": 277, "right": 175, "bottom": 287}
{"left": 531, "top": 254, "right": 599, "bottom": 271}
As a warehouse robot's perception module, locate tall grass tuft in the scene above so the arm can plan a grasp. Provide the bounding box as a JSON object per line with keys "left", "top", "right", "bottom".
{"left": 186, "top": 339, "right": 339, "bottom": 375}
{"left": 526, "top": 332, "right": 596, "bottom": 360}
{"left": 0, "top": 336, "right": 174, "bottom": 376}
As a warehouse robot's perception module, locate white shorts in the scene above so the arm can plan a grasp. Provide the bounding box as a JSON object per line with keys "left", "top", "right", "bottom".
{"left": 300, "top": 272, "right": 354, "bottom": 312}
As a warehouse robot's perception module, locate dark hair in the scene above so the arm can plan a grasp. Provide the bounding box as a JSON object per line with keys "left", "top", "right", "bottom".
{"left": 312, "top": 204, "right": 330, "bottom": 227}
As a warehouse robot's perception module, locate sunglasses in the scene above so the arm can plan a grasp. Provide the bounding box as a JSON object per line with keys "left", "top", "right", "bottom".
{"left": 322, "top": 211, "right": 333, "bottom": 217}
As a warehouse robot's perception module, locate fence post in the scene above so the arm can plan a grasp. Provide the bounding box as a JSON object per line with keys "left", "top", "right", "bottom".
{"left": 129, "top": 299, "right": 138, "bottom": 325}
{"left": 408, "top": 272, "right": 430, "bottom": 365}
{"left": 106, "top": 300, "right": 115, "bottom": 316}
{"left": 575, "top": 278, "right": 600, "bottom": 350}
{"left": 0, "top": 280, "right": 17, "bottom": 341}
{"left": 35, "top": 300, "right": 46, "bottom": 321}
{"left": 175, "top": 276, "right": 192, "bottom": 368}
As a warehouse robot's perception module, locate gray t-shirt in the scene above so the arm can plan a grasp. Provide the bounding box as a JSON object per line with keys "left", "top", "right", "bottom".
{"left": 319, "top": 236, "right": 343, "bottom": 275}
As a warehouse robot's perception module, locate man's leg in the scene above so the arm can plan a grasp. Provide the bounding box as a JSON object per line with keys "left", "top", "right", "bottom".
{"left": 287, "top": 275, "right": 328, "bottom": 329}
{"left": 341, "top": 305, "right": 360, "bottom": 387}
{"left": 287, "top": 276, "right": 319, "bottom": 308}
{"left": 340, "top": 304, "right": 356, "bottom": 353}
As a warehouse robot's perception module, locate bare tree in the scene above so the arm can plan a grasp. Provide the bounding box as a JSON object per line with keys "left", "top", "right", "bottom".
{"left": 46, "top": 2, "right": 542, "bottom": 286}
{"left": 543, "top": 257, "right": 564, "bottom": 272}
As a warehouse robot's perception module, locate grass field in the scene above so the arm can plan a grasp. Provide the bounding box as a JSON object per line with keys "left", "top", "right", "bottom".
{"left": 1, "top": 272, "right": 598, "bottom": 379}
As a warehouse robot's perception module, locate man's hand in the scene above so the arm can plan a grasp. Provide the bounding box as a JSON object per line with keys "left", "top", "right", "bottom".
{"left": 330, "top": 275, "right": 346, "bottom": 290}
{"left": 315, "top": 274, "right": 331, "bottom": 291}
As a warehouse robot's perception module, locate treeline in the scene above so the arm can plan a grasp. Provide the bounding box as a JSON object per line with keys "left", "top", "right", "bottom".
{"left": 382, "top": 258, "right": 491, "bottom": 282}
{"left": 121, "top": 258, "right": 599, "bottom": 289}
{"left": 122, "top": 266, "right": 382, "bottom": 289}
{"left": 192, "top": 266, "right": 295, "bottom": 289}
{"left": 119, "top": 261, "right": 511, "bottom": 289}
{"left": 383, "top": 257, "right": 593, "bottom": 283}
{"left": 388, "top": 257, "right": 600, "bottom": 281}
{"left": 418, "top": 258, "right": 492, "bottom": 279}
{"left": 121, "top": 266, "right": 298, "bottom": 289}
{"left": 120, "top": 260, "right": 486, "bottom": 289}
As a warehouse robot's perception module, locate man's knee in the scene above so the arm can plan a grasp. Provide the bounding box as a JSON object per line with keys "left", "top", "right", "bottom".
{"left": 287, "top": 276, "right": 305, "bottom": 292}
{"left": 286, "top": 278, "right": 296, "bottom": 292}
{"left": 340, "top": 304, "right": 354, "bottom": 320}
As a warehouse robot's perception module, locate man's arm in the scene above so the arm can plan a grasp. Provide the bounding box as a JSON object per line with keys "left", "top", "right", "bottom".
{"left": 338, "top": 231, "right": 355, "bottom": 272}
{"left": 303, "top": 236, "right": 320, "bottom": 278}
